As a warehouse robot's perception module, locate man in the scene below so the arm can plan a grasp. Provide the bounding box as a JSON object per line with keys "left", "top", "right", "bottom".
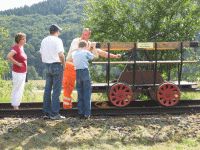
{"left": 62, "top": 28, "right": 121, "bottom": 109}
{"left": 40, "top": 24, "right": 65, "bottom": 120}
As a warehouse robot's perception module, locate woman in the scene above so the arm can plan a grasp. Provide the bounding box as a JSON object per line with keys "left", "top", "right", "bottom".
{"left": 7, "top": 32, "right": 27, "bottom": 110}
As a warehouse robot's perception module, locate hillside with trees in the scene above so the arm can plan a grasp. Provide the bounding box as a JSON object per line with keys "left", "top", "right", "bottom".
{"left": 0, "top": 0, "right": 200, "bottom": 81}
{"left": 0, "top": 0, "right": 86, "bottom": 79}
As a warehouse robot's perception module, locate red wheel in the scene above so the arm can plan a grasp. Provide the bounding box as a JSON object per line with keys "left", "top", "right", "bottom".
{"left": 108, "top": 83, "right": 133, "bottom": 107}
{"left": 157, "top": 82, "right": 180, "bottom": 107}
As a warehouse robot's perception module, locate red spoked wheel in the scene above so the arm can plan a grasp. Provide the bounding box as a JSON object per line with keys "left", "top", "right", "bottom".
{"left": 157, "top": 82, "right": 180, "bottom": 107}
{"left": 108, "top": 83, "right": 133, "bottom": 107}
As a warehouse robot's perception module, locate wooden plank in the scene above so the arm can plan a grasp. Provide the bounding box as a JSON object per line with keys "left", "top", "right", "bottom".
{"left": 155, "top": 42, "right": 189, "bottom": 50}
{"left": 100, "top": 42, "right": 135, "bottom": 51}
{"left": 92, "top": 60, "right": 197, "bottom": 64}
{"left": 99, "top": 41, "right": 193, "bottom": 51}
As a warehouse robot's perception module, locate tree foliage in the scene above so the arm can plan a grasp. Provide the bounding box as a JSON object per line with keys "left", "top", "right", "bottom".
{"left": 0, "top": 0, "right": 200, "bottom": 81}
{"left": 0, "top": 0, "right": 86, "bottom": 79}
{"left": 1, "top": 0, "right": 67, "bottom": 16}
{"left": 0, "top": 27, "right": 9, "bottom": 79}
{"left": 85, "top": 0, "right": 200, "bottom": 42}
{"left": 84, "top": 0, "right": 200, "bottom": 81}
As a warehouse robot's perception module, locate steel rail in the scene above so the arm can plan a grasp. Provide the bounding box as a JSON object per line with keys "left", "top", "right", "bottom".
{"left": 0, "top": 100, "right": 200, "bottom": 118}
{"left": 1, "top": 100, "right": 200, "bottom": 109}
{"left": 0, "top": 106, "right": 200, "bottom": 118}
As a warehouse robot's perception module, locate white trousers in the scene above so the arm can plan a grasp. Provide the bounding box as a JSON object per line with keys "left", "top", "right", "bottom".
{"left": 11, "top": 71, "right": 26, "bottom": 107}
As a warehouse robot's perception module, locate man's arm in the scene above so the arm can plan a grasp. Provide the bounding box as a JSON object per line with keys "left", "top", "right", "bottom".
{"left": 97, "top": 49, "right": 121, "bottom": 58}
{"left": 58, "top": 52, "right": 65, "bottom": 67}
{"left": 66, "top": 38, "right": 79, "bottom": 61}
{"left": 86, "top": 51, "right": 94, "bottom": 60}
{"left": 57, "top": 39, "right": 65, "bottom": 67}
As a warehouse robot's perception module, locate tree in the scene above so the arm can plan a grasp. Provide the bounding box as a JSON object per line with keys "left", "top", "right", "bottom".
{"left": 84, "top": 0, "right": 200, "bottom": 42}
{"left": 0, "top": 27, "right": 9, "bottom": 79}
{"left": 0, "top": 55, "right": 8, "bottom": 79}
{"left": 84, "top": 0, "right": 200, "bottom": 81}
{"left": 0, "top": 0, "right": 85, "bottom": 78}
{"left": 28, "top": 66, "right": 41, "bottom": 80}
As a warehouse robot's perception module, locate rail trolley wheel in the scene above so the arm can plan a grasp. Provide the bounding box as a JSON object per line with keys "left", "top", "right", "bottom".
{"left": 157, "top": 82, "right": 180, "bottom": 107}
{"left": 108, "top": 83, "right": 133, "bottom": 107}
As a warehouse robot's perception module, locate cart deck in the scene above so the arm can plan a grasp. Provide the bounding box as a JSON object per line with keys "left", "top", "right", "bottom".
{"left": 92, "top": 81, "right": 197, "bottom": 93}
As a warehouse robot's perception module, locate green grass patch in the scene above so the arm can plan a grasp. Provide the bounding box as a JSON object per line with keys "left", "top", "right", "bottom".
{"left": 181, "top": 92, "right": 200, "bottom": 100}
{"left": 0, "top": 80, "right": 200, "bottom": 103}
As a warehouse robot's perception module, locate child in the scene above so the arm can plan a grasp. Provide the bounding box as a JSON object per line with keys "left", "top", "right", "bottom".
{"left": 72, "top": 40, "right": 94, "bottom": 119}
{"left": 63, "top": 28, "right": 121, "bottom": 109}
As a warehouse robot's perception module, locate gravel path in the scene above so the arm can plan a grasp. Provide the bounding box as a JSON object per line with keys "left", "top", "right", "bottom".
{"left": 0, "top": 113, "right": 200, "bottom": 149}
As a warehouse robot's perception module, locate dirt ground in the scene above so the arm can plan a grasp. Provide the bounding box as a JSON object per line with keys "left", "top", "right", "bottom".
{"left": 0, "top": 113, "right": 200, "bottom": 150}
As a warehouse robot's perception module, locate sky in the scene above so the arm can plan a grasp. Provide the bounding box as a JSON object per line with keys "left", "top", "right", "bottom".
{"left": 0, "top": 0, "right": 45, "bottom": 11}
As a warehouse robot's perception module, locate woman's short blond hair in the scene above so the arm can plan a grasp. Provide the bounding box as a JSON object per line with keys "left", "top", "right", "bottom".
{"left": 15, "top": 32, "right": 26, "bottom": 44}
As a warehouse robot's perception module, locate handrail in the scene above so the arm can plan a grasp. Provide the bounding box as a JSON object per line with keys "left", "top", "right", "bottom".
{"left": 97, "top": 41, "right": 199, "bottom": 51}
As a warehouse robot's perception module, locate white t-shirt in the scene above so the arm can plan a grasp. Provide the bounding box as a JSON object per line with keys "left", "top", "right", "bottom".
{"left": 66, "top": 37, "right": 94, "bottom": 61}
{"left": 66, "top": 38, "right": 81, "bottom": 61}
{"left": 40, "top": 35, "right": 64, "bottom": 63}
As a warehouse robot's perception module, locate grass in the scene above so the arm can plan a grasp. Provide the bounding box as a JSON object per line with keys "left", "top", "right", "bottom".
{"left": 181, "top": 92, "right": 200, "bottom": 100}
{"left": 0, "top": 80, "right": 200, "bottom": 103}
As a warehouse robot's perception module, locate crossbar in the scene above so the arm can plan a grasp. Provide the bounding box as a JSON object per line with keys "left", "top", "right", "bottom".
{"left": 98, "top": 41, "right": 198, "bottom": 51}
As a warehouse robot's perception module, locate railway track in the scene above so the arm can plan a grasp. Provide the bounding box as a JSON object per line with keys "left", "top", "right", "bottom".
{"left": 0, "top": 100, "right": 200, "bottom": 118}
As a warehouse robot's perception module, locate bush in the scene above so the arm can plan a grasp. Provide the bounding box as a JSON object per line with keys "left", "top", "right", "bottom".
{"left": 0, "top": 55, "right": 9, "bottom": 79}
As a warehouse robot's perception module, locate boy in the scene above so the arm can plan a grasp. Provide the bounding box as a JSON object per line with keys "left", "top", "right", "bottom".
{"left": 72, "top": 40, "right": 94, "bottom": 119}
